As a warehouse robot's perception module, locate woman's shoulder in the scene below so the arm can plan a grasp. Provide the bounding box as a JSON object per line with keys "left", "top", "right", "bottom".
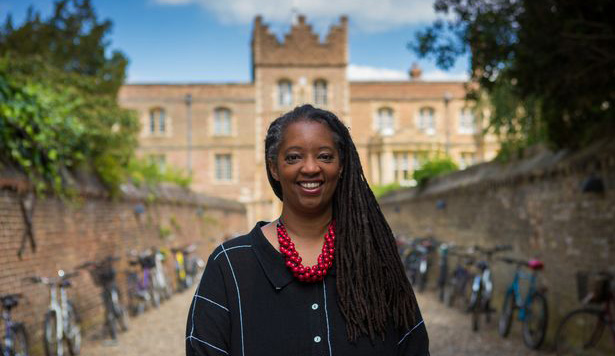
{"left": 207, "top": 221, "right": 267, "bottom": 262}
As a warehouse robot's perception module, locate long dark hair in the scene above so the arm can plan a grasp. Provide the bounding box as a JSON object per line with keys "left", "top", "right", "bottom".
{"left": 265, "top": 104, "right": 418, "bottom": 341}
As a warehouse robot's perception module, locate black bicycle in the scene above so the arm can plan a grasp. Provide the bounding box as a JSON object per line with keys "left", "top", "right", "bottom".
{"left": 76, "top": 256, "right": 128, "bottom": 340}
{"left": 404, "top": 237, "right": 436, "bottom": 292}
{"left": 444, "top": 248, "right": 475, "bottom": 309}
{"left": 1, "top": 294, "right": 29, "bottom": 356}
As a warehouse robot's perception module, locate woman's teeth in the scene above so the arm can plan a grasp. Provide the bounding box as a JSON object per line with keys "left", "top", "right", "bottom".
{"left": 300, "top": 182, "right": 321, "bottom": 189}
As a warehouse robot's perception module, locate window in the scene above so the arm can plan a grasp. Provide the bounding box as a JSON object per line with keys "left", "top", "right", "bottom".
{"left": 459, "top": 152, "right": 477, "bottom": 170}
{"left": 393, "top": 152, "right": 413, "bottom": 185}
{"left": 459, "top": 108, "right": 475, "bottom": 134}
{"left": 418, "top": 107, "right": 435, "bottom": 134}
{"left": 278, "top": 80, "right": 293, "bottom": 107}
{"left": 148, "top": 154, "right": 166, "bottom": 170}
{"left": 215, "top": 154, "right": 233, "bottom": 181}
{"left": 214, "top": 108, "right": 232, "bottom": 136}
{"left": 149, "top": 108, "right": 166, "bottom": 134}
{"left": 313, "top": 79, "right": 327, "bottom": 106}
{"left": 377, "top": 107, "right": 394, "bottom": 136}
{"left": 413, "top": 152, "right": 428, "bottom": 171}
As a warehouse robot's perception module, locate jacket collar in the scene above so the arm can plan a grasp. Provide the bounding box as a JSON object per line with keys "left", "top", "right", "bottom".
{"left": 251, "top": 221, "right": 337, "bottom": 291}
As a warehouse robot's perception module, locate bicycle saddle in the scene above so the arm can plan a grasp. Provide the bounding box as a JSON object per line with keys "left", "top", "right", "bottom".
{"left": 527, "top": 259, "right": 544, "bottom": 270}
{"left": 0, "top": 294, "right": 21, "bottom": 310}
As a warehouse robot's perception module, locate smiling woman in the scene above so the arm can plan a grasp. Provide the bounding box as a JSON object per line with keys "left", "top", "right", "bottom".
{"left": 186, "top": 105, "right": 429, "bottom": 356}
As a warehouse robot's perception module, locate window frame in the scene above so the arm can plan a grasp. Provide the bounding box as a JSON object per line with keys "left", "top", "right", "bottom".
{"left": 214, "top": 153, "right": 233, "bottom": 182}
{"left": 313, "top": 79, "right": 328, "bottom": 106}
{"left": 213, "top": 107, "right": 233, "bottom": 137}
{"left": 277, "top": 79, "right": 293, "bottom": 107}
{"left": 376, "top": 107, "right": 395, "bottom": 136}
{"left": 417, "top": 107, "right": 436, "bottom": 135}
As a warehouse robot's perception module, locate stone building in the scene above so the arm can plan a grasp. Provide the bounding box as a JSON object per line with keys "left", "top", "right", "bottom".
{"left": 118, "top": 15, "right": 499, "bottom": 223}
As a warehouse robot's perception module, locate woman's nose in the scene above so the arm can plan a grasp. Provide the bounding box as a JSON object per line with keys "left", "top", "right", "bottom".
{"left": 301, "top": 157, "right": 321, "bottom": 174}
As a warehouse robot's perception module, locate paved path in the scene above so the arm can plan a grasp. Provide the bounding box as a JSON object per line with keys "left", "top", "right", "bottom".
{"left": 81, "top": 288, "right": 553, "bottom": 355}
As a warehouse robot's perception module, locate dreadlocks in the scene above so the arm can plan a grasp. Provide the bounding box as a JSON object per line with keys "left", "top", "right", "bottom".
{"left": 265, "top": 104, "right": 418, "bottom": 341}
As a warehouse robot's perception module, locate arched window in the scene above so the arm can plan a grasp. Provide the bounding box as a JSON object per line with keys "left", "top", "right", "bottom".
{"left": 214, "top": 107, "right": 232, "bottom": 136}
{"left": 313, "top": 79, "right": 328, "bottom": 106}
{"left": 377, "top": 107, "right": 394, "bottom": 136}
{"left": 149, "top": 108, "right": 166, "bottom": 134}
{"left": 278, "top": 80, "right": 293, "bottom": 107}
{"left": 458, "top": 108, "right": 475, "bottom": 134}
{"left": 418, "top": 107, "right": 435, "bottom": 134}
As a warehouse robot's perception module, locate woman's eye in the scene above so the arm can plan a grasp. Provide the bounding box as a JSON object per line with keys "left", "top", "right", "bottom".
{"left": 285, "top": 154, "right": 301, "bottom": 163}
{"left": 319, "top": 153, "right": 334, "bottom": 162}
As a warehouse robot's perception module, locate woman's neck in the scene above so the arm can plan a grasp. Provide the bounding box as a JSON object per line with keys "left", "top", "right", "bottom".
{"left": 279, "top": 206, "right": 333, "bottom": 243}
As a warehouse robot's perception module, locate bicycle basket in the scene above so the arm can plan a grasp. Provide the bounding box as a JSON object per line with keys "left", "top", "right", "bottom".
{"left": 576, "top": 272, "right": 610, "bottom": 304}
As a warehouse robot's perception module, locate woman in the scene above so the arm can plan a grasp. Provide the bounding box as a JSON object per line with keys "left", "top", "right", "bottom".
{"left": 186, "top": 105, "right": 429, "bottom": 355}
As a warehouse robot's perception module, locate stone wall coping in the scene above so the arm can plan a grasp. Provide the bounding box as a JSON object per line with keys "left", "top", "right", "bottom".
{"left": 380, "top": 139, "right": 615, "bottom": 204}
{"left": 0, "top": 168, "right": 245, "bottom": 212}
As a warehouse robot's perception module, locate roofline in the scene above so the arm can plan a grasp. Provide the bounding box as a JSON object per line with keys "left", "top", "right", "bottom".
{"left": 124, "top": 82, "right": 253, "bottom": 86}
{"left": 349, "top": 80, "right": 468, "bottom": 84}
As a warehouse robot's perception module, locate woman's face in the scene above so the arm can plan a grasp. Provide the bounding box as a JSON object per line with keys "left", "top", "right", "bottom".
{"left": 269, "top": 120, "right": 342, "bottom": 215}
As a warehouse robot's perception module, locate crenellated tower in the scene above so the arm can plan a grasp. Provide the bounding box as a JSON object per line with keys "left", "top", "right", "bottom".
{"left": 251, "top": 14, "right": 350, "bottom": 219}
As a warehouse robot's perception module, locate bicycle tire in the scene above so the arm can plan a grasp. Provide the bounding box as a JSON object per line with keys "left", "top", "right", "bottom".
{"left": 11, "top": 323, "right": 30, "bottom": 356}
{"left": 65, "top": 302, "right": 82, "bottom": 356}
{"left": 522, "top": 292, "right": 548, "bottom": 349}
{"left": 43, "top": 310, "right": 60, "bottom": 356}
{"left": 471, "top": 288, "right": 482, "bottom": 332}
{"left": 554, "top": 308, "right": 609, "bottom": 356}
{"left": 498, "top": 291, "right": 515, "bottom": 337}
{"left": 110, "top": 288, "right": 128, "bottom": 332}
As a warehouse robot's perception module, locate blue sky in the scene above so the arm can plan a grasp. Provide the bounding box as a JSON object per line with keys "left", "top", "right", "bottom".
{"left": 1, "top": 0, "right": 470, "bottom": 83}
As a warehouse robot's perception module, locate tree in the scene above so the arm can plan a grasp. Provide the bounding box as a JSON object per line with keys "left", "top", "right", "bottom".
{"left": 411, "top": 0, "right": 615, "bottom": 150}
{"left": 413, "top": 157, "right": 458, "bottom": 187}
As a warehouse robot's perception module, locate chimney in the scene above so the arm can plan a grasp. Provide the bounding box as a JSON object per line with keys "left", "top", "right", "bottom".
{"left": 409, "top": 63, "right": 422, "bottom": 81}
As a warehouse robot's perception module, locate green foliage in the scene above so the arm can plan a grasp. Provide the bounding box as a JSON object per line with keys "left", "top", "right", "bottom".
{"left": 412, "top": 0, "right": 615, "bottom": 150}
{"left": 0, "top": 1, "right": 157, "bottom": 196}
{"left": 128, "top": 158, "right": 192, "bottom": 189}
{"left": 413, "top": 157, "right": 458, "bottom": 187}
{"left": 371, "top": 182, "right": 402, "bottom": 199}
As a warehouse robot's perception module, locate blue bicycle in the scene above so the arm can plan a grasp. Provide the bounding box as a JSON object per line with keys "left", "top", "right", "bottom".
{"left": 498, "top": 257, "right": 548, "bottom": 349}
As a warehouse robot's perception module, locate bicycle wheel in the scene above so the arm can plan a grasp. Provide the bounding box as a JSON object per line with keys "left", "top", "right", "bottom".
{"left": 11, "top": 323, "right": 30, "bottom": 356}
{"left": 65, "top": 302, "right": 82, "bottom": 355}
{"left": 470, "top": 288, "right": 482, "bottom": 331}
{"left": 555, "top": 309, "right": 609, "bottom": 356}
{"left": 44, "top": 310, "right": 60, "bottom": 356}
{"left": 110, "top": 287, "right": 128, "bottom": 332}
{"left": 499, "top": 291, "right": 515, "bottom": 337}
{"left": 522, "top": 292, "right": 548, "bottom": 349}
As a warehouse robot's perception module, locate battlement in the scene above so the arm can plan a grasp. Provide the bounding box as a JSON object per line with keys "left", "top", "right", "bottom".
{"left": 251, "top": 15, "right": 348, "bottom": 70}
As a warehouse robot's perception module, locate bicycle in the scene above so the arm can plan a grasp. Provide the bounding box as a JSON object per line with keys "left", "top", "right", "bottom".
{"left": 436, "top": 242, "right": 451, "bottom": 302}
{"left": 76, "top": 256, "right": 128, "bottom": 340}
{"left": 444, "top": 248, "right": 475, "bottom": 309}
{"left": 24, "top": 270, "right": 82, "bottom": 356}
{"left": 404, "top": 237, "right": 436, "bottom": 292}
{"left": 468, "top": 244, "right": 511, "bottom": 332}
{"left": 554, "top": 271, "right": 614, "bottom": 355}
{"left": 152, "top": 247, "right": 173, "bottom": 301}
{"left": 1, "top": 294, "right": 29, "bottom": 356}
{"left": 171, "top": 243, "right": 204, "bottom": 292}
{"left": 498, "top": 257, "right": 548, "bottom": 349}
{"left": 126, "top": 249, "right": 159, "bottom": 316}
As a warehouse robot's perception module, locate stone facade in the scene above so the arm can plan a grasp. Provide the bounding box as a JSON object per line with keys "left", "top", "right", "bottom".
{"left": 119, "top": 15, "right": 499, "bottom": 223}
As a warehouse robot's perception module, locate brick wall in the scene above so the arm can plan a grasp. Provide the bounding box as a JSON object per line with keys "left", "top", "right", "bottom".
{"left": 379, "top": 140, "right": 614, "bottom": 339}
{"left": 0, "top": 179, "right": 246, "bottom": 355}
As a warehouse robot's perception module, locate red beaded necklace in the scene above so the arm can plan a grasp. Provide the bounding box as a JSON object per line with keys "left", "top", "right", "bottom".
{"left": 276, "top": 219, "right": 335, "bottom": 283}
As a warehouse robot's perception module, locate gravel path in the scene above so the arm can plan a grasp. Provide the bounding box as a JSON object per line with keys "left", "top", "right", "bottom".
{"left": 81, "top": 288, "right": 554, "bottom": 355}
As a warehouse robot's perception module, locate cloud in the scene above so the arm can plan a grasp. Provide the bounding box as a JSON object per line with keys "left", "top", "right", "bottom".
{"left": 348, "top": 64, "right": 468, "bottom": 82}
{"left": 153, "top": 0, "right": 437, "bottom": 33}
{"left": 347, "top": 64, "right": 407, "bottom": 81}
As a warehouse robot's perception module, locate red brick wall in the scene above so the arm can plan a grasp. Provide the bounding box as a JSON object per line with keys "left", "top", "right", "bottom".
{"left": 0, "top": 187, "right": 246, "bottom": 355}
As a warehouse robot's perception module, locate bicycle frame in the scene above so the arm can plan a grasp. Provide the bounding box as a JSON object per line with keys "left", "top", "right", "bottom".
{"left": 2, "top": 308, "right": 14, "bottom": 356}
{"left": 507, "top": 267, "right": 539, "bottom": 321}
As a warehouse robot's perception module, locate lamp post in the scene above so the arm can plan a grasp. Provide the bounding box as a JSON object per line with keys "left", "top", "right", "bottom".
{"left": 443, "top": 91, "right": 452, "bottom": 156}
{"left": 185, "top": 93, "right": 193, "bottom": 174}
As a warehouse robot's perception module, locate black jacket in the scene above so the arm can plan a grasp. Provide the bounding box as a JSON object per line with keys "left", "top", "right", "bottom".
{"left": 186, "top": 222, "right": 429, "bottom": 356}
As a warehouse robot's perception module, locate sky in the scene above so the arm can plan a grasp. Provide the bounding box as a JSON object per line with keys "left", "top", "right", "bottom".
{"left": 0, "top": 0, "right": 470, "bottom": 83}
